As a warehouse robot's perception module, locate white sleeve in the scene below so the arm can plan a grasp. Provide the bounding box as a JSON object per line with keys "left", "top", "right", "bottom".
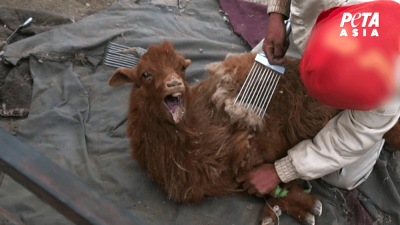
{"left": 275, "top": 96, "right": 400, "bottom": 182}
{"left": 267, "top": 0, "right": 291, "bottom": 17}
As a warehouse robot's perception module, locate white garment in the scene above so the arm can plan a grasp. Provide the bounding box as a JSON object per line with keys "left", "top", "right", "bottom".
{"left": 251, "top": 0, "right": 400, "bottom": 189}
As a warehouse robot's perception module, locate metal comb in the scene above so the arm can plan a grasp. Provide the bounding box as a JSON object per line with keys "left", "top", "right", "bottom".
{"left": 103, "top": 42, "right": 140, "bottom": 68}
{"left": 233, "top": 21, "right": 292, "bottom": 119}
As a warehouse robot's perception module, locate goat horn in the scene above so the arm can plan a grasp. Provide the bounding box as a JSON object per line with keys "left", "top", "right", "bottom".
{"left": 118, "top": 47, "right": 147, "bottom": 58}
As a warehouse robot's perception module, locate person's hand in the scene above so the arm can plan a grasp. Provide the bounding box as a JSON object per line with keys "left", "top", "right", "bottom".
{"left": 236, "top": 164, "right": 282, "bottom": 196}
{"left": 263, "top": 13, "right": 290, "bottom": 65}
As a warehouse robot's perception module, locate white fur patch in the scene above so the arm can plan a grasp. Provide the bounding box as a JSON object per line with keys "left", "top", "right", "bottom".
{"left": 210, "top": 72, "right": 264, "bottom": 131}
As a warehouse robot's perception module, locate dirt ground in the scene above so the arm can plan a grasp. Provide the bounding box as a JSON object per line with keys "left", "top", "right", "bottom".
{"left": 0, "top": 0, "right": 115, "bottom": 20}
{"left": 0, "top": 0, "right": 116, "bottom": 135}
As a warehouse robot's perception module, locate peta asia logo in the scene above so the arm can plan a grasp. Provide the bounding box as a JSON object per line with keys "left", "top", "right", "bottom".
{"left": 340, "top": 12, "right": 379, "bottom": 37}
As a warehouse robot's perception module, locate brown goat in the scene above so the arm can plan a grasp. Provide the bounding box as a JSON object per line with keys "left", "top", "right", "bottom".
{"left": 108, "top": 42, "right": 400, "bottom": 225}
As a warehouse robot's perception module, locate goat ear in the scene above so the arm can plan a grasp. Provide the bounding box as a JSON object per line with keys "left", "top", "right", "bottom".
{"left": 108, "top": 68, "right": 138, "bottom": 87}
{"left": 184, "top": 59, "right": 191, "bottom": 67}
{"left": 206, "top": 62, "right": 224, "bottom": 76}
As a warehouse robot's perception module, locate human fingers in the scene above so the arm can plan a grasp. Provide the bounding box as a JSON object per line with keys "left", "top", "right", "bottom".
{"left": 236, "top": 172, "right": 248, "bottom": 183}
{"left": 263, "top": 41, "right": 275, "bottom": 64}
{"left": 247, "top": 187, "right": 257, "bottom": 195}
{"left": 243, "top": 179, "right": 253, "bottom": 190}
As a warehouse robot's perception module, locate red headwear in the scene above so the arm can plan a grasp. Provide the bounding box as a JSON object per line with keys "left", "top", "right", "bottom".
{"left": 300, "top": 1, "right": 400, "bottom": 111}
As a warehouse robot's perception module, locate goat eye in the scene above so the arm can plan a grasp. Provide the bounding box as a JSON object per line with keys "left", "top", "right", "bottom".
{"left": 181, "top": 66, "right": 186, "bottom": 72}
{"left": 142, "top": 72, "right": 152, "bottom": 79}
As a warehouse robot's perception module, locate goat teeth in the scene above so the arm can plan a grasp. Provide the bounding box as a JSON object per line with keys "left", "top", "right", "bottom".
{"left": 172, "top": 92, "right": 182, "bottom": 97}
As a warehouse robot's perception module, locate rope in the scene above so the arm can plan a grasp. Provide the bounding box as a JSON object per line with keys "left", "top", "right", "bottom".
{"left": 264, "top": 197, "right": 280, "bottom": 225}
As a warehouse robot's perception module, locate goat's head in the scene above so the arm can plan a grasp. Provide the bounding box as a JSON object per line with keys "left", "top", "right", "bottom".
{"left": 108, "top": 41, "right": 192, "bottom": 124}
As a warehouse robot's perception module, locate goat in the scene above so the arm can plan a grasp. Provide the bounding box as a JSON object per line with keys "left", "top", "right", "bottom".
{"left": 108, "top": 41, "right": 399, "bottom": 225}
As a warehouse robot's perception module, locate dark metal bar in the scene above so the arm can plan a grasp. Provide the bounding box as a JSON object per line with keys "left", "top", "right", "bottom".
{"left": 0, "top": 128, "right": 144, "bottom": 225}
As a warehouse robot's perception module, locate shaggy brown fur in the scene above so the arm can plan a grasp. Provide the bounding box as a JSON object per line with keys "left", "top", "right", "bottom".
{"left": 108, "top": 42, "right": 400, "bottom": 224}
{"left": 384, "top": 123, "right": 400, "bottom": 150}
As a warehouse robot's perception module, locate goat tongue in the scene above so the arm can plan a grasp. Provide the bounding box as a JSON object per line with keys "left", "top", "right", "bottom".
{"left": 172, "top": 106, "right": 185, "bottom": 123}
{"left": 165, "top": 95, "right": 180, "bottom": 113}
{"left": 164, "top": 94, "right": 184, "bottom": 123}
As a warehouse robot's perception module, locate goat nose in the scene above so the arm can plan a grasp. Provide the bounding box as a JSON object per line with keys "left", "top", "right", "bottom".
{"left": 166, "top": 79, "right": 183, "bottom": 88}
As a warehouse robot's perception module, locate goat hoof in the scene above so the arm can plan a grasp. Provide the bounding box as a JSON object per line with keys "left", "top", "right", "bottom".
{"left": 311, "top": 200, "right": 323, "bottom": 217}
{"left": 272, "top": 205, "right": 282, "bottom": 216}
{"left": 303, "top": 213, "right": 315, "bottom": 225}
{"left": 261, "top": 217, "right": 275, "bottom": 225}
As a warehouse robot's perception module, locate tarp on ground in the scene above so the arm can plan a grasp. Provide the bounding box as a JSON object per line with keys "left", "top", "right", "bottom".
{"left": 1, "top": 0, "right": 400, "bottom": 224}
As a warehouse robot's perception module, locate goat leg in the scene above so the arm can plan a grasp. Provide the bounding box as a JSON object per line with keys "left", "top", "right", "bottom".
{"left": 261, "top": 181, "right": 321, "bottom": 225}
{"left": 265, "top": 197, "right": 316, "bottom": 225}
{"left": 260, "top": 204, "right": 279, "bottom": 225}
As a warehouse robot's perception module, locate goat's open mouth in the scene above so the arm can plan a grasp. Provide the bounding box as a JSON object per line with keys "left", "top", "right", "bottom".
{"left": 164, "top": 92, "right": 185, "bottom": 123}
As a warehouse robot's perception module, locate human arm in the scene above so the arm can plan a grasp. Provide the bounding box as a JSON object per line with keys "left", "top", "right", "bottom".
{"left": 239, "top": 97, "right": 400, "bottom": 195}
{"left": 266, "top": 0, "right": 290, "bottom": 17}
{"left": 263, "top": 0, "right": 291, "bottom": 65}
{"left": 275, "top": 99, "right": 400, "bottom": 183}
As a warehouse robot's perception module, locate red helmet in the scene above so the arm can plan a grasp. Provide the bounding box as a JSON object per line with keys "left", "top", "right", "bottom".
{"left": 300, "top": 1, "right": 400, "bottom": 111}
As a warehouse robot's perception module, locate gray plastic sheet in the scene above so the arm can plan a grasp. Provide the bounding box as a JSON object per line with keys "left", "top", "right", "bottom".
{"left": 1, "top": 0, "right": 399, "bottom": 225}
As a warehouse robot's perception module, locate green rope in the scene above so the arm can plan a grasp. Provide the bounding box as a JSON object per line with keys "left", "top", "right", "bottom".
{"left": 274, "top": 185, "right": 289, "bottom": 198}
{"left": 274, "top": 185, "right": 282, "bottom": 198}
{"left": 279, "top": 189, "right": 289, "bottom": 197}
{"left": 273, "top": 185, "right": 312, "bottom": 198}
{"left": 303, "top": 187, "right": 312, "bottom": 194}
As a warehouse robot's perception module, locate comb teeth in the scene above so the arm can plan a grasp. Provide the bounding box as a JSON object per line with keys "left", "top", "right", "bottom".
{"left": 233, "top": 53, "right": 284, "bottom": 119}
{"left": 103, "top": 42, "right": 140, "bottom": 68}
